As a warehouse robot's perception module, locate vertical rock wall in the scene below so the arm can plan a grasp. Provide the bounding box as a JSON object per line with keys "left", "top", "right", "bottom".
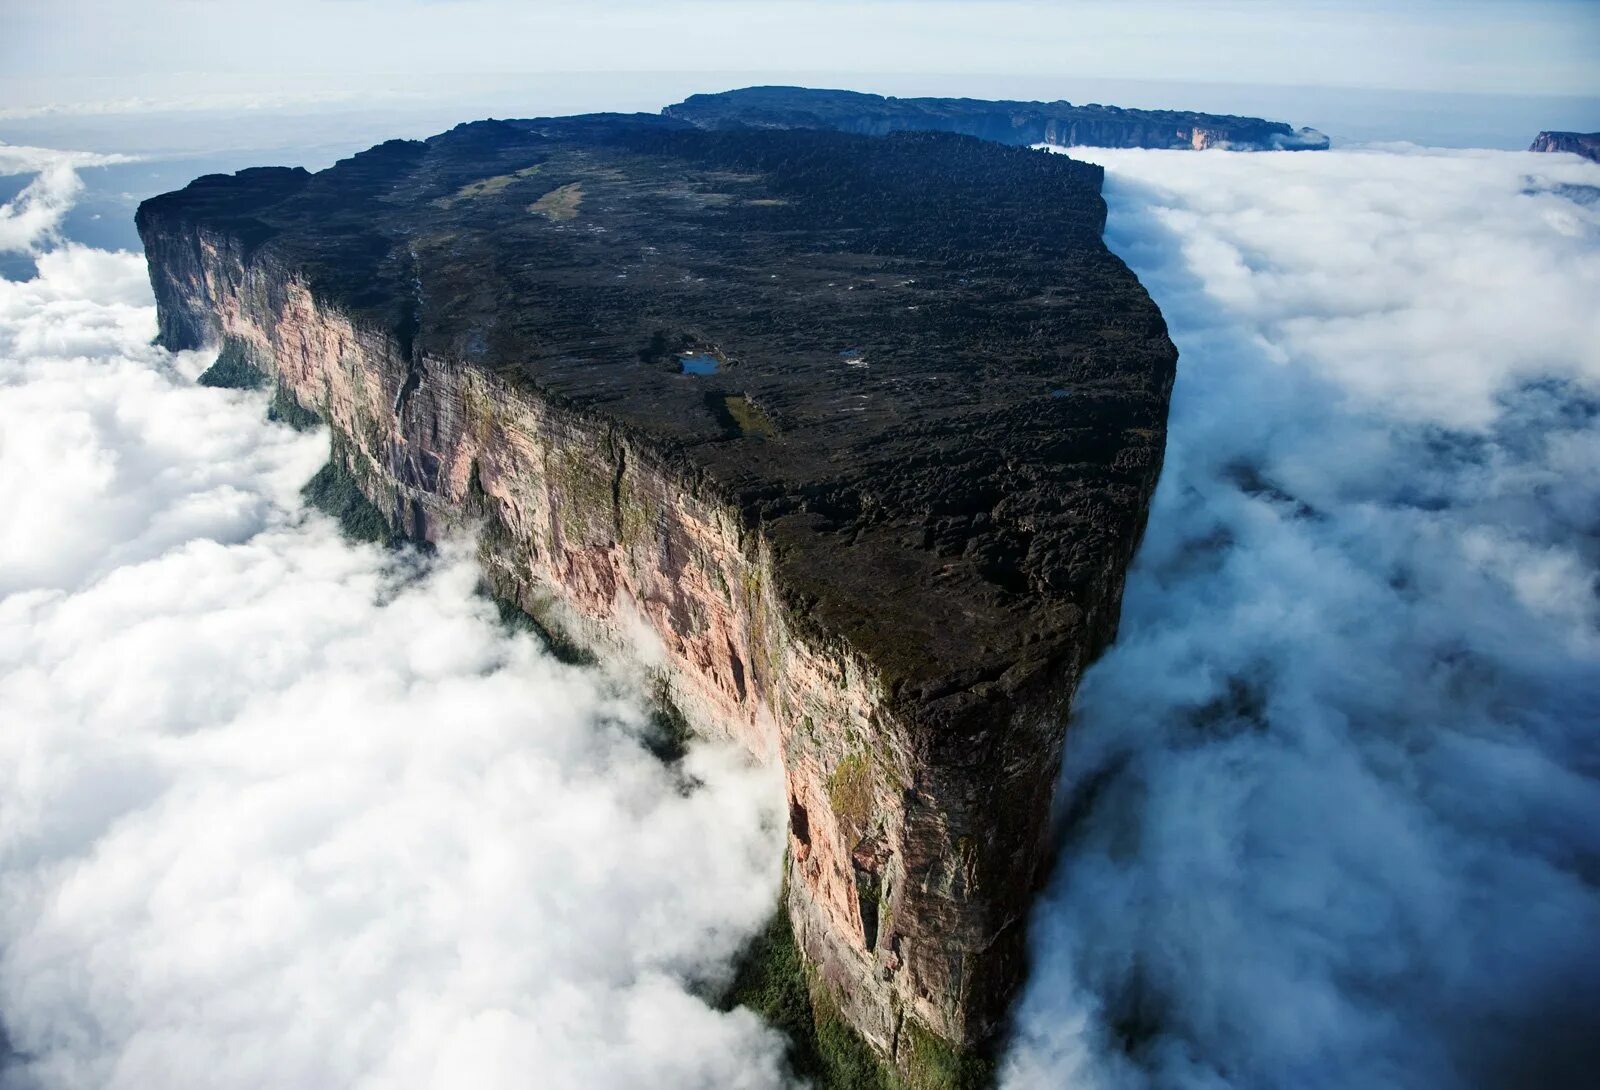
{"left": 141, "top": 218, "right": 1105, "bottom": 1081}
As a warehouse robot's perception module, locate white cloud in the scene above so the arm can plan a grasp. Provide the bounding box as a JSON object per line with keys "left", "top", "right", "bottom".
{"left": 0, "top": 177, "right": 790, "bottom": 1089}
{"left": 1003, "top": 147, "right": 1600, "bottom": 1090}
{"left": 0, "top": 146, "right": 134, "bottom": 255}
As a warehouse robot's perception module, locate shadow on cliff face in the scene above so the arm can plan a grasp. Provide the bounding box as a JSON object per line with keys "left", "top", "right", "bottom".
{"left": 1003, "top": 148, "right": 1600, "bottom": 1090}
{"left": 0, "top": 154, "right": 790, "bottom": 1090}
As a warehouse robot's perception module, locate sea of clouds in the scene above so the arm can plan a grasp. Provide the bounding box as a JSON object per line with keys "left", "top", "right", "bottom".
{"left": 0, "top": 150, "right": 790, "bottom": 1090}
{"left": 1, "top": 136, "right": 1597, "bottom": 1090}
{"left": 1002, "top": 147, "right": 1600, "bottom": 1090}
{"left": 0, "top": 144, "right": 131, "bottom": 256}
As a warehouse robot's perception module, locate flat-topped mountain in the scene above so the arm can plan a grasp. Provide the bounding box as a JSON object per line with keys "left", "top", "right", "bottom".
{"left": 665, "top": 84, "right": 1330, "bottom": 151}
{"left": 138, "top": 111, "right": 1175, "bottom": 1086}
{"left": 140, "top": 115, "right": 1171, "bottom": 694}
{"left": 1531, "top": 130, "right": 1600, "bottom": 163}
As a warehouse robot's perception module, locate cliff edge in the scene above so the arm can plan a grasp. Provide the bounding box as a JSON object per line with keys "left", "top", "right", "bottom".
{"left": 137, "top": 113, "right": 1176, "bottom": 1085}
{"left": 1530, "top": 130, "right": 1600, "bottom": 163}
{"left": 665, "top": 85, "right": 1330, "bottom": 151}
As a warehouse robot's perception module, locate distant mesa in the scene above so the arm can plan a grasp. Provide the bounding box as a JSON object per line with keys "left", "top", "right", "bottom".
{"left": 664, "top": 85, "right": 1330, "bottom": 152}
{"left": 1530, "top": 131, "right": 1600, "bottom": 164}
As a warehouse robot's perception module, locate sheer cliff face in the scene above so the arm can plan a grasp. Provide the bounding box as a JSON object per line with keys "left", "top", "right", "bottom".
{"left": 137, "top": 116, "right": 1175, "bottom": 1078}
{"left": 1530, "top": 131, "right": 1600, "bottom": 163}
{"left": 665, "top": 85, "right": 1331, "bottom": 151}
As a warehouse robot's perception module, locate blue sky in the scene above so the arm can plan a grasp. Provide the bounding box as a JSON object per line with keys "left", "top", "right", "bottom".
{"left": 3, "top": 0, "right": 1597, "bottom": 101}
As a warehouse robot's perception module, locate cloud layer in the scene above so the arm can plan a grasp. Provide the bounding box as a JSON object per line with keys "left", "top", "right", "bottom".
{"left": 1002, "top": 147, "right": 1600, "bottom": 1090}
{"left": 0, "top": 170, "right": 789, "bottom": 1089}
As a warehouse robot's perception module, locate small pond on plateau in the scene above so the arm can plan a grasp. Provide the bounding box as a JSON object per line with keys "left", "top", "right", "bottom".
{"left": 679, "top": 352, "right": 720, "bottom": 376}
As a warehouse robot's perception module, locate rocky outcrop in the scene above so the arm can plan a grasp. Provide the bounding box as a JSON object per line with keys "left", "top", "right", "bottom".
{"left": 1530, "top": 131, "right": 1600, "bottom": 163}
{"left": 666, "top": 85, "right": 1329, "bottom": 151}
{"left": 137, "top": 114, "right": 1175, "bottom": 1085}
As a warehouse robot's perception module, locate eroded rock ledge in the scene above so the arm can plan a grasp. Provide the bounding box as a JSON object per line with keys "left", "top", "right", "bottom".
{"left": 137, "top": 112, "right": 1176, "bottom": 1084}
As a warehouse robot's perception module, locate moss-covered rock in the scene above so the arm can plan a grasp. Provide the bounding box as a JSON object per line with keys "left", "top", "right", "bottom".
{"left": 827, "top": 751, "right": 875, "bottom": 835}
{"left": 302, "top": 458, "right": 392, "bottom": 544}
{"left": 900, "top": 1018, "right": 994, "bottom": 1090}
{"left": 488, "top": 592, "right": 596, "bottom": 667}
{"left": 269, "top": 385, "right": 322, "bottom": 431}
{"left": 197, "top": 340, "right": 268, "bottom": 389}
{"left": 724, "top": 905, "right": 993, "bottom": 1090}
{"left": 643, "top": 671, "right": 694, "bottom": 764}
{"left": 724, "top": 906, "right": 896, "bottom": 1090}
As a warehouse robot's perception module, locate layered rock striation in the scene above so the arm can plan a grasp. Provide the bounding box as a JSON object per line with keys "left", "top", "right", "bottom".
{"left": 1530, "top": 130, "right": 1600, "bottom": 163}
{"left": 137, "top": 112, "right": 1175, "bottom": 1082}
{"left": 666, "top": 85, "right": 1330, "bottom": 151}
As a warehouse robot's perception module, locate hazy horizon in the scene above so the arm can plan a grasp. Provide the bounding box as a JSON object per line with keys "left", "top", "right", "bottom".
{"left": 4, "top": 68, "right": 1596, "bottom": 267}
{"left": 5, "top": 0, "right": 1597, "bottom": 164}
{"left": 4, "top": 71, "right": 1599, "bottom": 149}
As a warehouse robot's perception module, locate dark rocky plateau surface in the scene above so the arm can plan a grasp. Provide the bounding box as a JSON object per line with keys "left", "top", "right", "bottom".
{"left": 1531, "top": 130, "right": 1600, "bottom": 163}
{"left": 666, "top": 84, "right": 1330, "bottom": 151}
{"left": 139, "top": 110, "right": 1176, "bottom": 1086}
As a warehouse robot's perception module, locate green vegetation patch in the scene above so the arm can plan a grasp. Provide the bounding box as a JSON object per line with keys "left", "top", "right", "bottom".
{"left": 551, "top": 445, "right": 613, "bottom": 544}
{"left": 197, "top": 342, "right": 267, "bottom": 389}
{"left": 723, "top": 907, "right": 896, "bottom": 1090}
{"left": 615, "top": 472, "right": 660, "bottom": 551}
{"left": 529, "top": 182, "right": 584, "bottom": 221}
{"left": 268, "top": 385, "right": 322, "bottom": 431}
{"left": 302, "top": 458, "right": 392, "bottom": 544}
{"left": 643, "top": 671, "right": 693, "bottom": 765}
{"left": 724, "top": 905, "right": 993, "bottom": 1090}
{"left": 706, "top": 392, "right": 778, "bottom": 439}
{"left": 723, "top": 394, "right": 777, "bottom": 438}
{"left": 435, "top": 164, "right": 543, "bottom": 207}
{"left": 827, "top": 751, "right": 875, "bottom": 834}
{"left": 900, "top": 1020, "right": 994, "bottom": 1090}
{"left": 490, "top": 592, "right": 596, "bottom": 667}
{"left": 197, "top": 339, "right": 321, "bottom": 433}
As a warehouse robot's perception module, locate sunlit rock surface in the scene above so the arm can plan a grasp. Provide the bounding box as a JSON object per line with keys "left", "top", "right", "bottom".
{"left": 1530, "top": 130, "right": 1600, "bottom": 163}
{"left": 137, "top": 112, "right": 1175, "bottom": 1082}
